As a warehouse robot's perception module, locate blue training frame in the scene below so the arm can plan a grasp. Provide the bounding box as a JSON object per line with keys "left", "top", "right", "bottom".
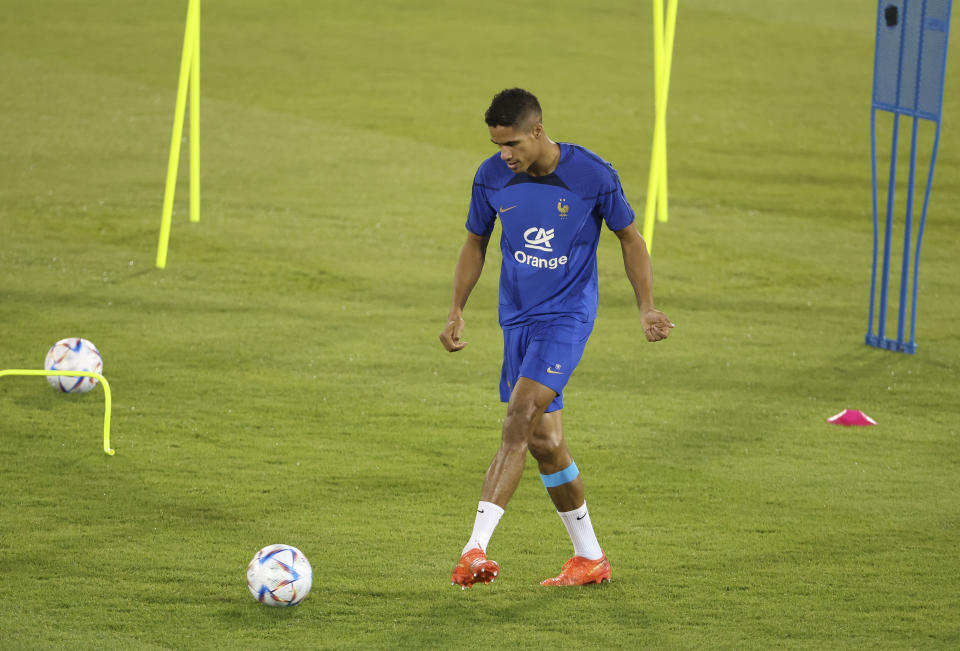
{"left": 867, "top": 0, "right": 953, "bottom": 354}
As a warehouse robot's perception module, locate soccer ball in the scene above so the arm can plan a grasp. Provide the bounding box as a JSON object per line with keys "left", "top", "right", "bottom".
{"left": 247, "top": 544, "right": 313, "bottom": 607}
{"left": 44, "top": 338, "right": 103, "bottom": 393}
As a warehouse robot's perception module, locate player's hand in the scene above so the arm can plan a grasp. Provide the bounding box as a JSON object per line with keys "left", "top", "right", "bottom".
{"left": 440, "top": 315, "right": 468, "bottom": 352}
{"left": 641, "top": 309, "right": 674, "bottom": 342}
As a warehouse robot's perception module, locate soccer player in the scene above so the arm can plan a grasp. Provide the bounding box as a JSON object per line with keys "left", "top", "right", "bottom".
{"left": 440, "top": 88, "right": 673, "bottom": 588}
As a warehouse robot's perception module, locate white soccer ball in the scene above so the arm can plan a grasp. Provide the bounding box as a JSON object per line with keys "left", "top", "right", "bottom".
{"left": 247, "top": 544, "right": 313, "bottom": 607}
{"left": 44, "top": 338, "right": 103, "bottom": 393}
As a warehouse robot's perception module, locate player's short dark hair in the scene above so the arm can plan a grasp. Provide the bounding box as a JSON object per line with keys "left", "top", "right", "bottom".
{"left": 484, "top": 88, "right": 542, "bottom": 129}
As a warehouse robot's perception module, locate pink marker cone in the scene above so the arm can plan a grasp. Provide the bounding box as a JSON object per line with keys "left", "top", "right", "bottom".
{"left": 827, "top": 409, "right": 877, "bottom": 426}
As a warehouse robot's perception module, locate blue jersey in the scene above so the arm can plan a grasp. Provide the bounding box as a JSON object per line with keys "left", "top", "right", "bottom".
{"left": 465, "top": 142, "right": 635, "bottom": 328}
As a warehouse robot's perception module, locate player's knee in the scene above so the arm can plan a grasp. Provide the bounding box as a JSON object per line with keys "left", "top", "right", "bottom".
{"left": 527, "top": 429, "right": 562, "bottom": 461}
{"left": 504, "top": 398, "right": 541, "bottom": 429}
{"left": 501, "top": 410, "right": 531, "bottom": 447}
{"left": 499, "top": 421, "right": 528, "bottom": 451}
{"left": 501, "top": 405, "right": 539, "bottom": 450}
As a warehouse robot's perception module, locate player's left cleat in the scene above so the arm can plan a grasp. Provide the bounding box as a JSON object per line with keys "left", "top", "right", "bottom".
{"left": 540, "top": 553, "right": 611, "bottom": 586}
{"left": 451, "top": 546, "right": 500, "bottom": 589}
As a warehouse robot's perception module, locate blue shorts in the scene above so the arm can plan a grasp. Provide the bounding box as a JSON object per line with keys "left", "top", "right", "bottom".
{"left": 499, "top": 317, "right": 594, "bottom": 413}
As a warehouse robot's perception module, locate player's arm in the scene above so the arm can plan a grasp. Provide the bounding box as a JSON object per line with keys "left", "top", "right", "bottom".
{"left": 614, "top": 224, "right": 674, "bottom": 342}
{"left": 440, "top": 231, "right": 490, "bottom": 352}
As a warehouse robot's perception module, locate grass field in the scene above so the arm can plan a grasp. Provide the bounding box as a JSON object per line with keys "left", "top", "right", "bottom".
{"left": 2, "top": 1, "right": 959, "bottom": 648}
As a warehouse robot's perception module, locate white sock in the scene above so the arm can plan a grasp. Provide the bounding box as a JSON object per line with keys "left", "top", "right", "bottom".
{"left": 557, "top": 501, "right": 603, "bottom": 560}
{"left": 462, "top": 501, "right": 504, "bottom": 555}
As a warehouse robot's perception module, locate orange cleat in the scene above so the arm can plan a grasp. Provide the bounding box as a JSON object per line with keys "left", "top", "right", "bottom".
{"left": 451, "top": 546, "right": 500, "bottom": 589}
{"left": 540, "top": 553, "right": 611, "bottom": 586}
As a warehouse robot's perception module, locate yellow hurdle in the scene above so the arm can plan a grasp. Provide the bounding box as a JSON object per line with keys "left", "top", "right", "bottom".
{"left": 643, "top": 0, "right": 679, "bottom": 254}
{"left": 0, "top": 369, "right": 115, "bottom": 456}
{"left": 157, "top": 0, "right": 201, "bottom": 269}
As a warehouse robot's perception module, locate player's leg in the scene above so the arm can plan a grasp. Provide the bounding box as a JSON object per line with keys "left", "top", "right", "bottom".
{"left": 452, "top": 376, "right": 556, "bottom": 588}
{"left": 480, "top": 377, "right": 557, "bottom": 507}
{"left": 528, "top": 410, "right": 583, "bottom": 512}
{"left": 529, "top": 411, "right": 611, "bottom": 585}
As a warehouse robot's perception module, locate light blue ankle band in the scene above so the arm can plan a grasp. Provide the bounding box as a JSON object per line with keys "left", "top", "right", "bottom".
{"left": 540, "top": 461, "right": 580, "bottom": 488}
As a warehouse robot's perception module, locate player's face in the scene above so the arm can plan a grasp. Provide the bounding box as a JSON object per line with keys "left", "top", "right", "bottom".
{"left": 489, "top": 122, "right": 542, "bottom": 174}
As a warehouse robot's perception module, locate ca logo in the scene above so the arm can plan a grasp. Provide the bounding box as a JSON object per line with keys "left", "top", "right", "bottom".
{"left": 523, "top": 227, "right": 555, "bottom": 252}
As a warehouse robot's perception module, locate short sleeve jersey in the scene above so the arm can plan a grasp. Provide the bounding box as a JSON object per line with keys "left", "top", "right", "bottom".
{"left": 465, "top": 142, "right": 635, "bottom": 328}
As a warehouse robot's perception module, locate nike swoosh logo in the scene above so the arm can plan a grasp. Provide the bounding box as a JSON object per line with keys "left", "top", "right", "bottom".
{"left": 477, "top": 508, "right": 484, "bottom": 513}
{"left": 576, "top": 513, "right": 586, "bottom": 521}
{"left": 498, "top": 205, "right": 518, "bottom": 214}
{"left": 546, "top": 368, "right": 564, "bottom": 375}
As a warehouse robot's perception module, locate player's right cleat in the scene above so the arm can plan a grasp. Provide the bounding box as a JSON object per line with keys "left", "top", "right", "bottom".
{"left": 451, "top": 546, "right": 500, "bottom": 589}
{"left": 540, "top": 553, "right": 611, "bottom": 586}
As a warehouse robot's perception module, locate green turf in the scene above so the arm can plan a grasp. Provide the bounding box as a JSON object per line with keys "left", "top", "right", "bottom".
{"left": 2, "top": 0, "right": 959, "bottom": 648}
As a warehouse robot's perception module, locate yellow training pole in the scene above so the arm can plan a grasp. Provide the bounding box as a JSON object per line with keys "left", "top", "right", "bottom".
{"left": 643, "top": 0, "right": 679, "bottom": 253}
{"left": 157, "top": 0, "right": 200, "bottom": 268}
{"left": 657, "top": 0, "right": 678, "bottom": 224}
{"left": 189, "top": 0, "right": 200, "bottom": 223}
{"left": 653, "top": 0, "right": 668, "bottom": 226}
{"left": 643, "top": 0, "right": 665, "bottom": 250}
{"left": 0, "top": 369, "right": 115, "bottom": 456}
